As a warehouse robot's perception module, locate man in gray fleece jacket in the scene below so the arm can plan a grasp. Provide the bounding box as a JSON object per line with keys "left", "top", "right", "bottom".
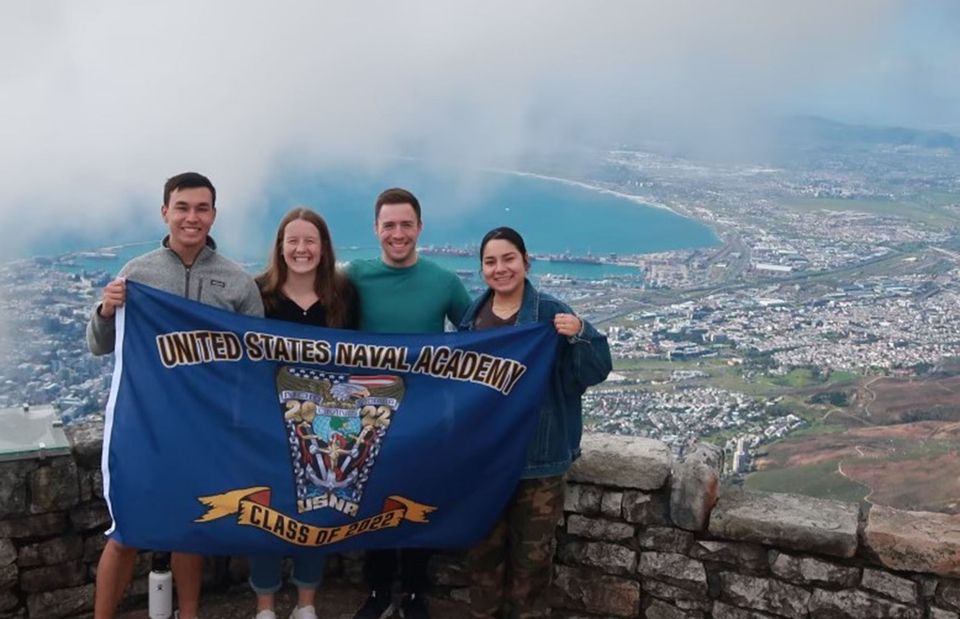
{"left": 87, "top": 172, "right": 263, "bottom": 619}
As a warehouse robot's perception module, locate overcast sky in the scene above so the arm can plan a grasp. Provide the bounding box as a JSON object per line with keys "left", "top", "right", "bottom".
{"left": 0, "top": 0, "right": 957, "bottom": 256}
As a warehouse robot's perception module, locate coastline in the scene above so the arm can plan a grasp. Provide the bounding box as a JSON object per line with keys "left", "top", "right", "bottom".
{"left": 8, "top": 165, "right": 717, "bottom": 268}
{"left": 486, "top": 167, "right": 728, "bottom": 258}
{"left": 485, "top": 166, "right": 691, "bottom": 219}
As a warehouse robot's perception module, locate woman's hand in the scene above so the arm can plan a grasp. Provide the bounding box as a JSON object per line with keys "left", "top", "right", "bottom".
{"left": 553, "top": 312, "right": 582, "bottom": 337}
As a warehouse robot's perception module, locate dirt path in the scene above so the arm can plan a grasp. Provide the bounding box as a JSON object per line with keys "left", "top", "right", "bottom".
{"left": 837, "top": 445, "right": 873, "bottom": 505}
{"left": 926, "top": 420, "right": 960, "bottom": 441}
{"left": 862, "top": 376, "right": 882, "bottom": 418}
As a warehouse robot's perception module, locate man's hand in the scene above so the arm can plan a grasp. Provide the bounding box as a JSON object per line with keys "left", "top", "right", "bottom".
{"left": 99, "top": 277, "right": 126, "bottom": 318}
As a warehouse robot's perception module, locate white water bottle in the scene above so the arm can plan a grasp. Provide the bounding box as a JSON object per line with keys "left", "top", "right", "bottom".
{"left": 148, "top": 553, "right": 173, "bottom": 619}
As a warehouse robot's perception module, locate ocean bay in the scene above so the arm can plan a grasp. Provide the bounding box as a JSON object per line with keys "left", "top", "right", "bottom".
{"left": 55, "top": 165, "right": 718, "bottom": 279}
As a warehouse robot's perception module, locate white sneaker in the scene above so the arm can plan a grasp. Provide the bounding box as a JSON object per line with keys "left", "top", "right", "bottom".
{"left": 289, "top": 606, "right": 318, "bottom": 619}
{"left": 255, "top": 610, "right": 277, "bottom": 619}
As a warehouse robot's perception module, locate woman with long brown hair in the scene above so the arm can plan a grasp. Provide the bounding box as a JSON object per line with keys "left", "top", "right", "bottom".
{"left": 249, "top": 207, "right": 357, "bottom": 619}
{"left": 256, "top": 207, "right": 356, "bottom": 329}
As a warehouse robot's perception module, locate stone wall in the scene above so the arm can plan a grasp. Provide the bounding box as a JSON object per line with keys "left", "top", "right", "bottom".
{"left": 0, "top": 422, "right": 111, "bottom": 618}
{"left": 535, "top": 434, "right": 960, "bottom": 618}
{"left": 2, "top": 422, "right": 960, "bottom": 618}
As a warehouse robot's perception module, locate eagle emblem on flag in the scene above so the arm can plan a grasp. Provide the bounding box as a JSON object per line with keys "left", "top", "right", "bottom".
{"left": 276, "top": 366, "right": 405, "bottom": 516}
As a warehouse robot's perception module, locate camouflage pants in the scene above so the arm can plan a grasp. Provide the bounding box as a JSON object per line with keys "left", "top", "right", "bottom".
{"left": 467, "top": 475, "right": 565, "bottom": 619}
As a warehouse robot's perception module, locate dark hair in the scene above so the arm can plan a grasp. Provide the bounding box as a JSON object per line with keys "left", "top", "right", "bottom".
{"left": 256, "top": 208, "right": 353, "bottom": 328}
{"left": 163, "top": 172, "right": 216, "bottom": 207}
{"left": 375, "top": 187, "right": 421, "bottom": 222}
{"left": 480, "top": 226, "right": 529, "bottom": 264}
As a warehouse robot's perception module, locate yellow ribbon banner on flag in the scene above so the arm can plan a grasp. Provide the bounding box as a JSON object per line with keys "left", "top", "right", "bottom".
{"left": 195, "top": 486, "right": 436, "bottom": 547}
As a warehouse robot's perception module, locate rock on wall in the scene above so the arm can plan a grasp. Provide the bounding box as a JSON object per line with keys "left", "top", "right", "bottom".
{"left": 2, "top": 422, "right": 960, "bottom": 618}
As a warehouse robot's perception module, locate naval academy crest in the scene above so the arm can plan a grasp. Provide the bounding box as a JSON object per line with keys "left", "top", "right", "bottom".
{"left": 276, "top": 366, "right": 405, "bottom": 516}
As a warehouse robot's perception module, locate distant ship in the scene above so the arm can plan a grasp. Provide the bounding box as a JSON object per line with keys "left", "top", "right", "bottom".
{"left": 532, "top": 251, "right": 603, "bottom": 265}
{"left": 539, "top": 274, "right": 576, "bottom": 286}
{"left": 419, "top": 244, "right": 605, "bottom": 266}
{"left": 419, "top": 244, "right": 474, "bottom": 257}
{"left": 69, "top": 250, "right": 119, "bottom": 260}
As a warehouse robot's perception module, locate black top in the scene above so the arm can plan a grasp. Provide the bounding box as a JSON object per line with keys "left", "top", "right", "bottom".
{"left": 473, "top": 295, "right": 518, "bottom": 330}
{"left": 265, "top": 281, "right": 359, "bottom": 329}
{"left": 269, "top": 295, "right": 330, "bottom": 326}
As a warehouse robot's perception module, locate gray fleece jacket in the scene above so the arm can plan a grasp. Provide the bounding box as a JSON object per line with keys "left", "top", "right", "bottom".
{"left": 86, "top": 237, "right": 264, "bottom": 355}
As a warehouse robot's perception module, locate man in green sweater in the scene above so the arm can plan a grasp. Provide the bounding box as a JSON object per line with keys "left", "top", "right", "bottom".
{"left": 348, "top": 188, "right": 470, "bottom": 619}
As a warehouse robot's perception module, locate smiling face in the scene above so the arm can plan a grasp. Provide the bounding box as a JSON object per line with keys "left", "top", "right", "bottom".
{"left": 282, "top": 218, "right": 322, "bottom": 277}
{"left": 161, "top": 186, "right": 216, "bottom": 261}
{"left": 375, "top": 202, "right": 422, "bottom": 267}
{"left": 482, "top": 238, "right": 528, "bottom": 298}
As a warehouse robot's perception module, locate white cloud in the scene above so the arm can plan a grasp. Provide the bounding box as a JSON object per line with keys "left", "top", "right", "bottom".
{"left": 1, "top": 0, "right": 951, "bottom": 255}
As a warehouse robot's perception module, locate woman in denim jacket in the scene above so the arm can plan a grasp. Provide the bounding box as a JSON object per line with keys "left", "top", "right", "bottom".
{"left": 459, "top": 227, "right": 612, "bottom": 619}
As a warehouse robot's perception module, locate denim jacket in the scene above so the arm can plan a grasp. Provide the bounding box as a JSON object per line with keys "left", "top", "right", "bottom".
{"left": 459, "top": 279, "right": 612, "bottom": 478}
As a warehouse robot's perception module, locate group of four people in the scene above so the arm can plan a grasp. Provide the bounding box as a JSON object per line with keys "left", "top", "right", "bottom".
{"left": 86, "top": 172, "right": 612, "bottom": 619}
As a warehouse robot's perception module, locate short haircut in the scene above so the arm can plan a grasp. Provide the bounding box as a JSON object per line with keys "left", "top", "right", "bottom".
{"left": 164, "top": 172, "right": 217, "bottom": 207}
{"left": 374, "top": 187, "right": 421, "bottom": 222}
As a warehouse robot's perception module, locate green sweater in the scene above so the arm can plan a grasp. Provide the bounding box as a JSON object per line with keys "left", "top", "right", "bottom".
{"left": 347, "top": 258, "right": 471, "bottom": 333}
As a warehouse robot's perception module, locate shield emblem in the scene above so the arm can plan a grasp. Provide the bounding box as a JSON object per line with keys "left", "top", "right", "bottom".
{"left": 276, "top": 366, "right": 405, "bottom": 513}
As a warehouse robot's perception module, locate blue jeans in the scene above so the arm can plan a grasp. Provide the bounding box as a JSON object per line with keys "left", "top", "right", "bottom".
{"left": 248, "top": 554, "right": 326, "bottom": 594}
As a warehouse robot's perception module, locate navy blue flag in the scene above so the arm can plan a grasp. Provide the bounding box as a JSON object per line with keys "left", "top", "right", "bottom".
{"left": 102, "top": 281, "right": 557, "bottom": 555}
